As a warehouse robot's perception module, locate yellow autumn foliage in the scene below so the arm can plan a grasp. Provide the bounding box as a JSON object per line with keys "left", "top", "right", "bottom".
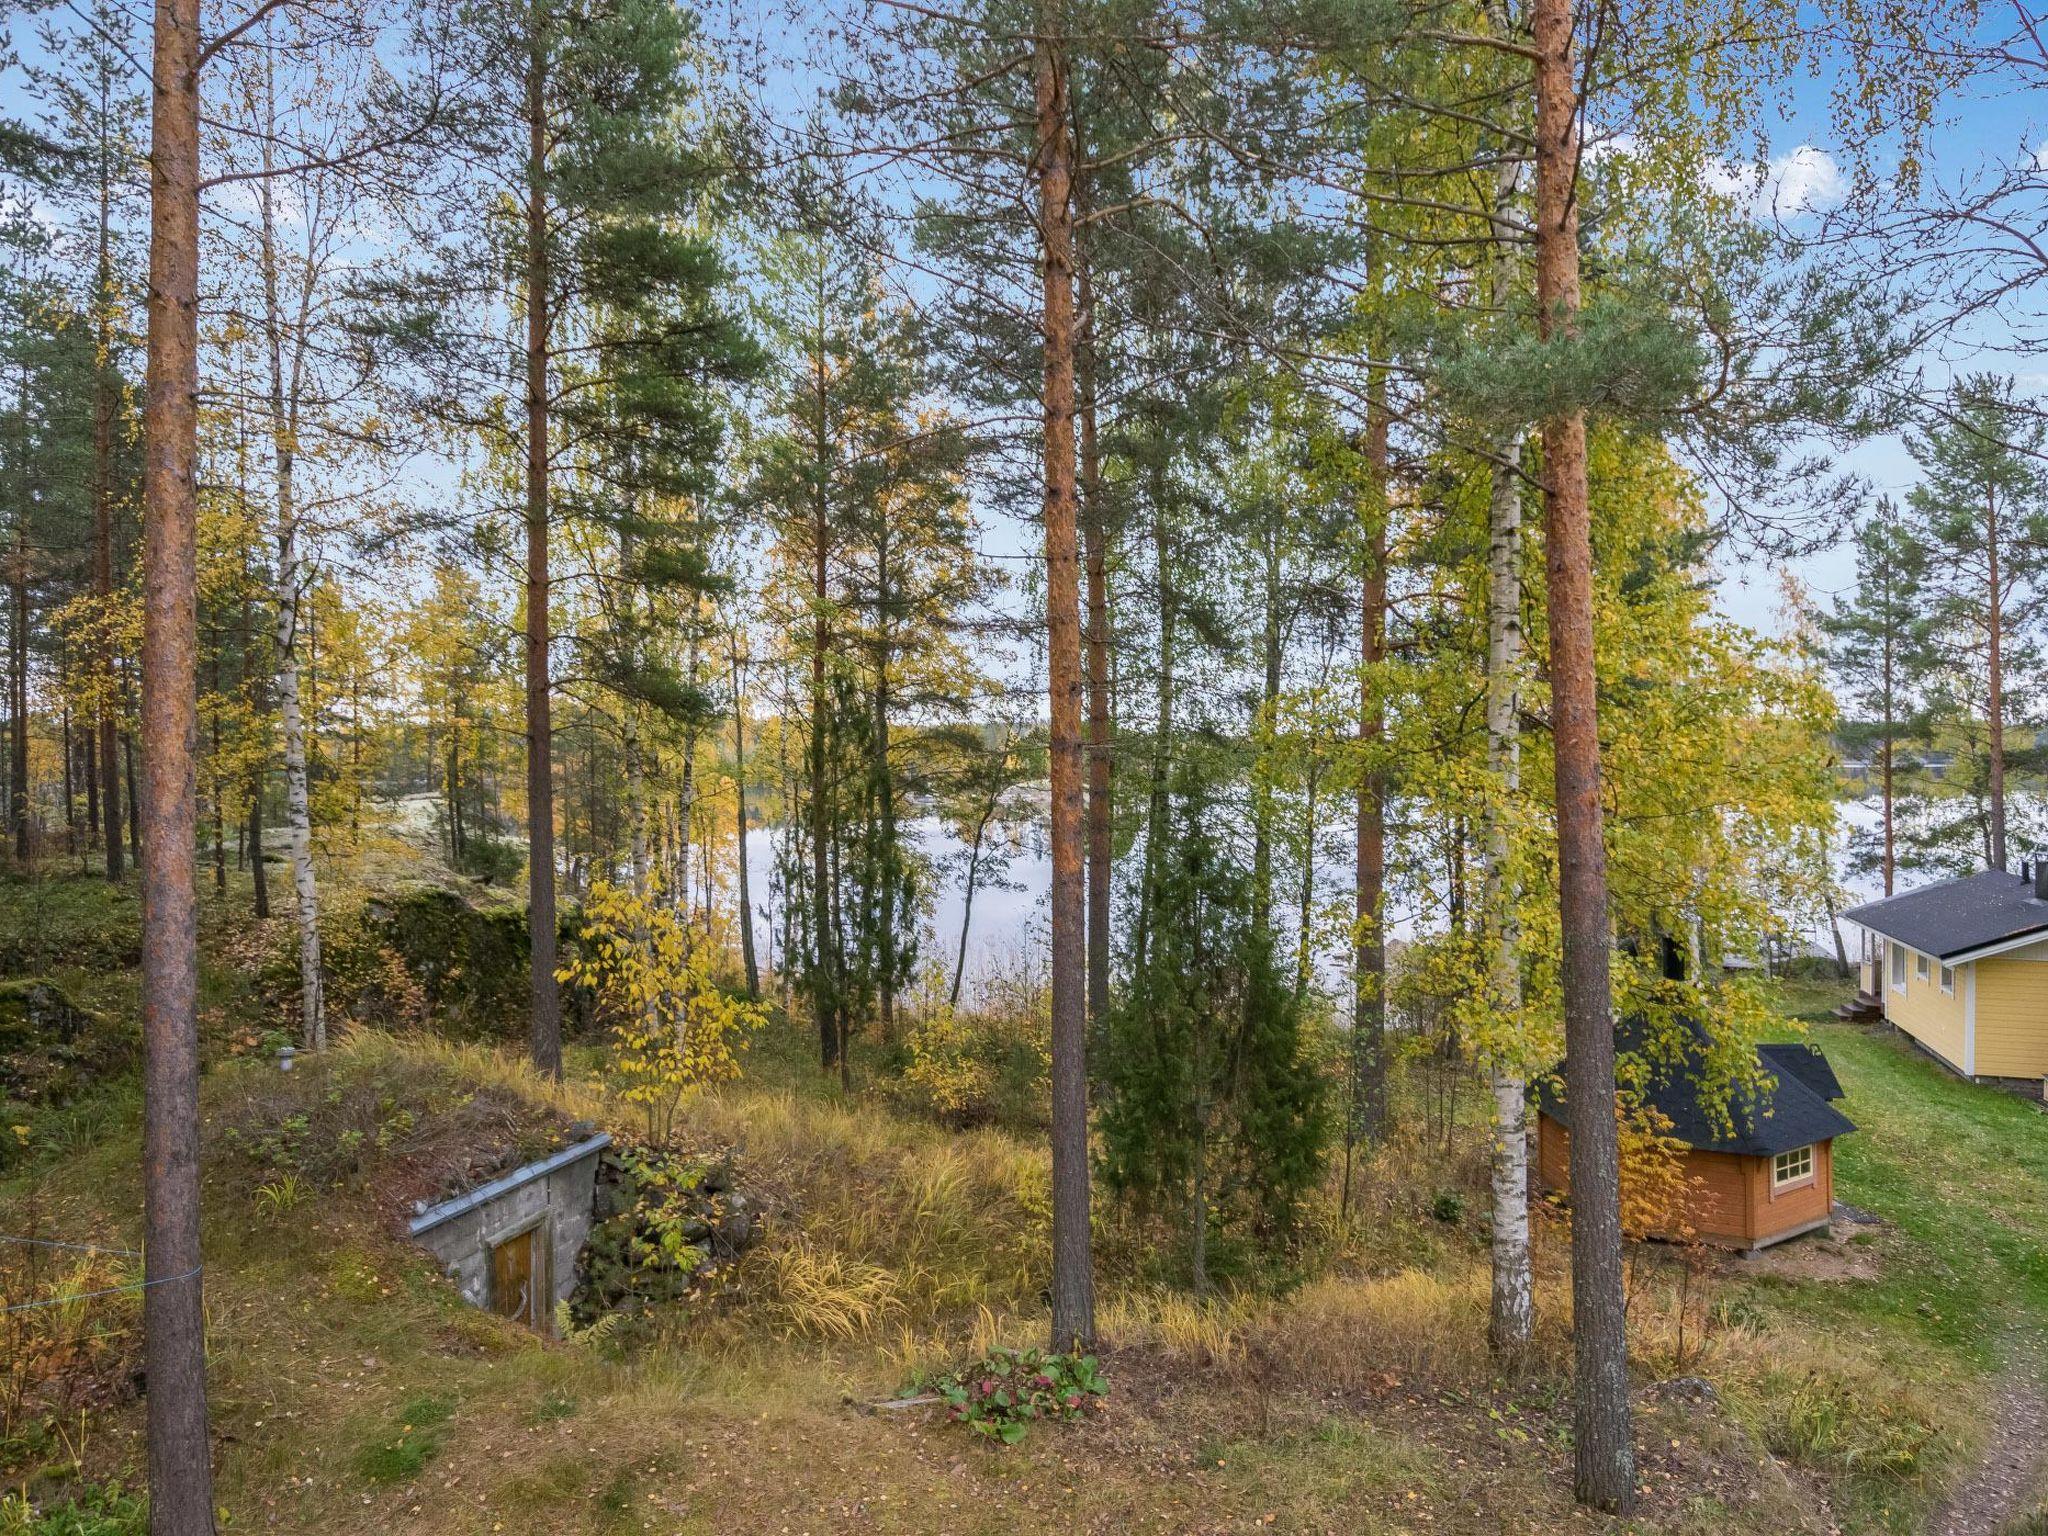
{"left": 559, "top": 881, "right": 764, "bottom": 1144}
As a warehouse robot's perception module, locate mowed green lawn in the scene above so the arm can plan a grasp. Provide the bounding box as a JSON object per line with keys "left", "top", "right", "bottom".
{"left": 1710, "top": 1011, "right": 2048, "bottom": 1531}
{"left": 1796, "top": 1020, "right": 2048, "bottom": 1356}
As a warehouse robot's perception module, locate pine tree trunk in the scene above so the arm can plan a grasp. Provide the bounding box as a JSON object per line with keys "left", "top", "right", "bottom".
{"left": 1133, "top": 461, "right": 1175, "bottom": 970}
{"left": 9, "top": 471, "right": 27, "bottom": 863}
{"left": 94, "top": 139, "right": 123, "bottom": 880}
{"left": 1254, "top": 523, "right": 1281, "bottom": 933}
{"left": 1987, "top": 488, "right": 2006, "bottom": 871}
{"left": 809, "top": 282, "right": 839, "bottom": 1071}
{"left": 1076, "top": 210, "right": 1112, "bottom": 1025}
{"left": 1534, "top": 0, "right": 1635, "bottom": 1504}
{"left": 1037, "top": 23, "right": 1096, "bottom": 1354}
{"left": 138, "top": 0, "right": 217, "bottom": 1518}
{"left": 524, "top": 33, "right": 563, "bottom": 1078}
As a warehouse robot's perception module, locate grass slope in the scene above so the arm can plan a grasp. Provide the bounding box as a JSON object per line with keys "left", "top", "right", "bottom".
{"left": 9, "top": 865, "right": 2048, "bottom": 1535}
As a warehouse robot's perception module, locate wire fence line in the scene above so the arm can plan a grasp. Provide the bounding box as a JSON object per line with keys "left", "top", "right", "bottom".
{"left": 0, "top": 1232, "right": 200, "bottom": 1314}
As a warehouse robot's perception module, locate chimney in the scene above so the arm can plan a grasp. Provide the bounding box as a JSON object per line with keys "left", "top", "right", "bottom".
{"left": 2035, "top": 860, "right": 2048, "bottom": 901}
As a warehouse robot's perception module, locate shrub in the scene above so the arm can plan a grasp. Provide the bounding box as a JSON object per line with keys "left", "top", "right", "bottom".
{"left": 0, "top": 1484, "right": 146, "bottom": 1536}
{"left": 919, "top": 1347, "right": 1107, "bottom": 1444}
{"left": 569, "top": 1146, "right": 760, "bottom": 1325}
{"left": 558, "top": 883, "right": 763, "bottom": 1144}
{"left": 899, "top": 1001, "right": 1048, "bottom": 1130}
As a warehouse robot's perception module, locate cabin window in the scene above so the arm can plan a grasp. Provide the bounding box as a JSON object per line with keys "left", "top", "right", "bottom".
{"left": 1890, "top": 945, "right": 1907, "bottom": 991}
{"left": 1915, "top": 953, "right": 1930, "bottom": 983}
{"left": 1772, "top": 1145, "right": 1814, "bottom": 1189}
{"left": 1941, "top": 964, "right": 1956, "bottom": 995}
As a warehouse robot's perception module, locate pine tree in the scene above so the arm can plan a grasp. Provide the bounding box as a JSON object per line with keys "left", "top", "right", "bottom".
{"left": 362, "top": 0, "right": 756, "bottom": 1074}
{"left": 1821, "top": 506, "right": 1931, "bottom": 895}
{"left": 1906, "top": 376, "right": 2048, "bottom": 873}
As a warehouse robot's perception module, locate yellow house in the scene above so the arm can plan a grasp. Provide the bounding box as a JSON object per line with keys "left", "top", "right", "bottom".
{"left": 1845, "top": 866, "right": 2048, "bottom": 1082}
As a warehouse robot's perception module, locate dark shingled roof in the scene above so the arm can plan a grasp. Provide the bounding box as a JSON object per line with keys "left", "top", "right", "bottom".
{"left": 1843, "top": 869, "right": 2048, "bottom": 960}
{"left": 1534, "top": 1026, "right": 1855, "bottom": 1159}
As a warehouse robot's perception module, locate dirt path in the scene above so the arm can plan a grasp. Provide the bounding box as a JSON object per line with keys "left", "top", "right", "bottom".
{"left": 1929, "top": 1345, "right": 2048, "bottom": 1536}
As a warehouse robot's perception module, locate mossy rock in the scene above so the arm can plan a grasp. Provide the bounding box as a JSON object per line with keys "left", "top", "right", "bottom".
{"left": 356, "top": 881, "right": 571, "bottom": 1040}
{"left": 0, "top": 978, "right": 138, "bottom": 1108}
{"left": 0, "top": 872, "right": 143, "bottom": 973}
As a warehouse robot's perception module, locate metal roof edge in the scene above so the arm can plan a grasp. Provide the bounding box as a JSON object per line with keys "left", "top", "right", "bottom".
{"left": 407, "top": 1131, "right": 612, "bottom": 1237}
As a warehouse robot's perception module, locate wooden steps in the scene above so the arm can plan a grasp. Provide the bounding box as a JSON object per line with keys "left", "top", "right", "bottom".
{"left": 1834, "top": 990, "right": 1884, "bottom": 1023}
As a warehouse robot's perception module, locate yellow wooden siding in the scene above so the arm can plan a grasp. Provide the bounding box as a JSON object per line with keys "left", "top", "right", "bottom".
{"left": 1970, "top": 955, "right": 2048, "bottom": 1078}
{"left": 1885, "top": 940, "right": 1968, "bottom": 1072}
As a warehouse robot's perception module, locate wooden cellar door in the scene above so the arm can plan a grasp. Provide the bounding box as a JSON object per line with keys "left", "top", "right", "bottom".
{"left": 491, "top": 1229, "right": 539, "bottom": 1326}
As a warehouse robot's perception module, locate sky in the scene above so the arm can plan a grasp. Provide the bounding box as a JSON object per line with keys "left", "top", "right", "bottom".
{"left": 1708, "top": 26, "right": 2045, "bottom": 635}
{"left": 2, "top": 2, "right": 2042, "bottom": 648}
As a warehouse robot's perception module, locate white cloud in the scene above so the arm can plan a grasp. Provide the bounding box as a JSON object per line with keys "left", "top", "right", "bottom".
{"left": 1704, "top": 145, "right": 1846, "bottom": 220}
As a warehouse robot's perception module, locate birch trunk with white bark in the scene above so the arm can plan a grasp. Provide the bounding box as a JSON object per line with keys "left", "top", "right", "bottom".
{"left": 258, "top": 67, "right": 323, "bottom": 1051}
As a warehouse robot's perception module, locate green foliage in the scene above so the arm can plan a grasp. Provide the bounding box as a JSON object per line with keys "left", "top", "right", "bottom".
{"left": 898, "top": 994, "right": 1049, "bottom": 1131}
{"left": 0, "top": 1485, "right": 145, "bottom": 1536}
{"left": 1098, "top": 792, "right": 1329, "bottom": 1287}
{"left": 570, "top": 1146, "right": 752, "bottom": 1325}
{"left": 919, "top": 1347, "right": 1107, "bottom": 1445}
{"left": 0, "top": 876, "right": 139, "bottom": 977}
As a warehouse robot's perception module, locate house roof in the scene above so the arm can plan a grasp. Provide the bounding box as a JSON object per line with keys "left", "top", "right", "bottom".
{"left": 1842, "top": 869, "right": 2048, "bottom": 961}
{"left": 1534, "top": 1027, "right": 1855, "bottom": 1159}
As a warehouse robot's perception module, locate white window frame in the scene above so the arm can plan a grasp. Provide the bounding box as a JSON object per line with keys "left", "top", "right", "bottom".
{"left": 1941, "top": 964, "right": 1956, "bottom": 995}
{"left": 1772, "top": 1145, "right": 1815, "bottom": 1190}
{"left": 1916, "top": 953, "right": 1931, "bottom": 983}
{"left": 1891, "top": 944, "right": 1907, "bottom": 992}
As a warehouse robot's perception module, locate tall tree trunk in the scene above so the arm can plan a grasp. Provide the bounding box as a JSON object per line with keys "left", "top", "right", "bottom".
{"left": 257, "top": 116, "right": 323, "bottom": 1047}
{"left": 1987, "top": 488, "right": 2006, "bottom": 871}
{"left": 730, "top": 634, "right": 759, "bottom": 998}
{"left": 679, "top": 627, "right": 699, "bottom": 917}
{"left": 1133, "top": 460, "right": 1175, "bottom": 970}
{"left": 94, "top": 130, "right": 124, "bottom": 880}
{"left": 209, "top": 649, "right": 224, "bottom": 895}
{"left": 1253, "top": 519, "right": 1281, "bottom": 933}
{"left": 139, "top": 0, "right": 217, "bottom": 1521}
{"left": 1483, "top": 428, "right": 1531, "bottom": 1356}
{"left": 84, "top": 702, "right": 100, "bottom": 852}
{"left": 1037, "top": 23, "right": 1096, "bottom": 1354}
{"left": 123, "top": 718, "right": 140, "bottom": 868}
{"left": 9, "top": 461, "right": 26, "bottom": 863}
{"left": 809, "top": 279, "right": 839, "bottom": 1072}
{"left": 244, "top": 593, "right": 270, "bottom": 921}
{"left": 61, "top": 706, "right": 76, "bottom": 855}
{"left": 1076, "top": 203, "right": 1112, "bottom": 1025}
{"left": 1534, "top": 0, "right": 1635, "bottom": 1505}
{"left": 1881, "top": 616, "right": 1895, "bottom": 897}
{"left": 1479, "top": 95, "right": 1533, "bottom": 1357}
{"left": 523, "top": 35, "right": 563, "bottom": 1078}
{"left": 875, "top": 630, "right": 897, "bottom": 1038}
{"left": 1353, "top": 393, "right": 1390, "bottom": 1146}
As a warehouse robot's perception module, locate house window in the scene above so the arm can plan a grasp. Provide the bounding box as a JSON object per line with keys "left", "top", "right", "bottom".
{"left": 1916, "top": 953, "right": 1930, "bottom": 983}
{"left": 1941, "top": 964, "right": 1956, "bottom": 995}
{"left": 1891, "top": 945, "right": 1906, "bottom": 991}
{"left": 1773, "top": 1145, "right": 1814, "bottom": 1189}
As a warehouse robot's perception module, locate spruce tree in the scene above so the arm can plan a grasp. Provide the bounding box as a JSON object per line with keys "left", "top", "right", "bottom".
{"left": 1098, "top": 788, "right": 1327, "bottom": 1293}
